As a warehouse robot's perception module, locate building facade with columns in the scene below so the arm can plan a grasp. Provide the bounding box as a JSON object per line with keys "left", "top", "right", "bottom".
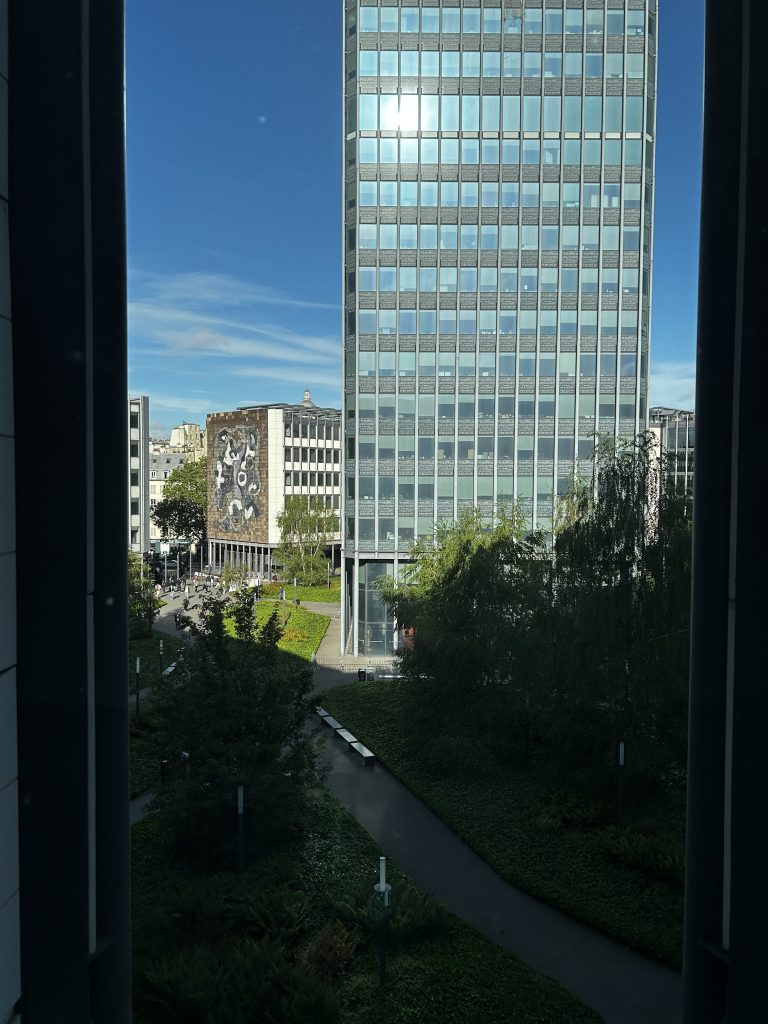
{"left": 206, "top": 391, "right": 341, "bottom": 575}
{"left": 341, "top": 0, "right": 657, "bottom": 656}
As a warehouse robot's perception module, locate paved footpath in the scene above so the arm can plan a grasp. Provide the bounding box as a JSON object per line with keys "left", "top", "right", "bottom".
{"left": 314, "top": 724, "right": 682, "bottom": 1024}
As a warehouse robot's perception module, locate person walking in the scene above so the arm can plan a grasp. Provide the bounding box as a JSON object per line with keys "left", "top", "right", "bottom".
{"left": 184, "top": 583, "right": 190, "bottom": 601}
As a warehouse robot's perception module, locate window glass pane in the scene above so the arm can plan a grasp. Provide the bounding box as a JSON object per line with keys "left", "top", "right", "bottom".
{"left": 483, "top": 8, "right": 501, "bottom": 32}
{"left": 483, "top": 52, "right": 501, "bottom": 77}
{"left": 501, "top": 182, "right": 519, "bottom": 208}
{"left": 380, "top": 50, "right": 398, "bottom": 76}
{"left": 545, "top": 10, "right": 563, "bottom": 33}
{"left": 563, "top": 96, "right": 582, "bottom": 131}
{"left": 626, "top": 96, "right": 644, "bottom": 132}
{"left": 543, "top": 138, "right": 560, "bottom": 164}
{"left": 543, "top": 96, "right": 561, "bottom": 131}
{"left": 564, "top": 52, "right": 582, "bottom": 77}
{"left": 461, "top": 138, "right": 479, "bottom": 163}
{"left": 359, "top": 94, "right": 378, "bottom": 129}
{"left": 462, "top": 96, "right": 480, "bottom": 130}
{"left": 421, "top": 96, "right": 439, "bottom": 131}
{"left": 502, "top": 96, "right": 521, "bottom": 131}
{"left": 586, "top": 10, "right": 603, "bottom": 34}
{"left": 481, "top": 138, "right": 499, "bottom": 164}
{"left": 482, "top": 96, "right": 500, "bottom": 130}
{"left": 421, "top": 51, "right": 439, "bottom": 76}
{"left": 359, "top": 51, "right": 378, "bottom": 76}
{"left": 584, "top": 96, "right": 602, "bottom": 132}
{"left": 422, "top": 8, "right": 439, "bottom": 32}
{"left": 607, "top": 11, "right": 624, "bottom": 34}
{"left": 605, "top": 53, "right": 623, "bottom": 78}
{"left": 585, "top": 53, "right": 603, "bottom": 78}
{"left": 401, "top": 7, "right": 419, "bottom": 32}
{"left": 481, "top": 182, "right": 499, "bottom": 207}
{"left": 463, "top": 8, "right": 481, "bottom": 32}
{"left": 524, "top": 8, "right": 542, "bottom": 33}
{"left": 504, "top": 9, "right": 522, "bottom": 33}
{"left": 462, "top": 51, "right": 480, "bottom": 76}
{"left": 627, "top": 53, "right": 645, "bottom": 79}
{"left": 359, "top": 8, "right": 378, "bottom": 32}
{"left": 544, "top": 51, "right": 562, "bottom": 77}
{"left": 380, "top": 8, "right": 398, "bottom": 31}
{"left": 442, "top": 9, "right": 461, "bottom": 32}
{"left": 565, "top": 10, "right": 583, "bottom": 34}
{"left": 524, "top": 52, "right": 542, "bottom": 78}
{"left": 401, "top": 51, "right": 419, "bottom": 76}
{"left": 400, "top": 224, "right": 417, "bottom": 249}
{"left": 503, "top": 52, "right": 521, "bottom": 77}
{"left": 502, "top": 139, "right": 520, "bottom": 163}
{"left": 440, "top": 138, "right": 458, "bottom": 164}
{"left": 442, "top": 51, "right": 460, "bottom": 76}
{"left": 460, "top": 267, "right": 477, "bottom": 291}
{"left": 523, "top": 95, "right": 541, "bottom": 130}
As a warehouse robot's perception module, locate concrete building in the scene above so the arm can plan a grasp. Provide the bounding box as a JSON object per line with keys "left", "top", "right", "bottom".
{"left": 342, "top": 0, "right": 657, "bottom": 655}
{"left": 650, "top": 405, "right": 694, "bottom": 493}
{"left": 147, "top": 423, "right": 205, "bottom": 546}
{"left": 128, "top": 395, "right": 150, "bottom": 553}
{"left": 206, "top": 390, "right": 341, "bottom": 574}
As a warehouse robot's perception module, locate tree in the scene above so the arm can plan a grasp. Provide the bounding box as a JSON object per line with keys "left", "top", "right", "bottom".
{"left": 377, "top": 506, "right": 548, "bottom": 769}
{"left": 149, "top": 591, "right": 318, "bottom": 869}
{"left": 275, "top": 497, "right": 338, "bottom": 586}
{"left": 152, "top": 458, "right": 207, "bottom": 544}
{"left": 128, "top": 551, "right": 162, "bottom": 639}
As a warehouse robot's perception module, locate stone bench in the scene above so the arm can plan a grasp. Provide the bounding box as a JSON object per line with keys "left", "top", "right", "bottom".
{"left": 336, "top": 728, "right": 358, "bottom": 746}
{"left": 322, "top": 715, "right": 342, "bottom": 731}
{"left": 350, "top": 742, "right": 375, "bottom": 766}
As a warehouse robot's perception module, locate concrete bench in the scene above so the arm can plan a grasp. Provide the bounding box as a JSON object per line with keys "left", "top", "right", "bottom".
{"left": 323, "top": 715, "right": 342, "bottom": 731}
{"left": 350, "top": 742, "right": 375, "bottom": 766}
{"left": 162, "top": 662, "right": 177, "bottom": 677}
{"left": 316, "top": 706, "right": 330, "bottom": 719}
{"left": 336, "top": 728, "right": 358, "bottom": 746}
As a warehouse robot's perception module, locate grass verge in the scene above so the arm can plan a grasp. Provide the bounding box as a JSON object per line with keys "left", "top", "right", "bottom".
{"left": 260, "top": 578, "right": 341, "bottom": 604}
{"left": 224, "top": 602, "right": 331, "bottom": 662}
{"left": 320, "top": 679, "right": 685, "bottom": 971}
{"left": 129, "top": 633, "right": 186, "bottom": 692}
{"left": 132, "top": 787, "right": 602, "bottom": 1023}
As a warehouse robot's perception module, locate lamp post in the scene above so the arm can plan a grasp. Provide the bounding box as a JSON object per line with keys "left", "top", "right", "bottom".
{"left": 372, "top": 856, "right": 392, "bottom": 986}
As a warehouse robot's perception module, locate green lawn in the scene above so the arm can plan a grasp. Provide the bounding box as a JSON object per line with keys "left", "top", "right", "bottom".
{"left": 260, "top": 578, "right": 341, "bottom": 604}
{"left": 131, "top": 788, "right": 602, "bottom": 1024}
{"left": 320, "top": 680, "right": 685, "bottom": 971}
{"left": 225, "top": 602, "right": 331, "bottom": 662}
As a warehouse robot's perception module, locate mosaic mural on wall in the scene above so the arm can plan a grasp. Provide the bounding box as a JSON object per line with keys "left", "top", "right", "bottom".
{"left": 212, "top": 423, "right": 262, "bottom": 534}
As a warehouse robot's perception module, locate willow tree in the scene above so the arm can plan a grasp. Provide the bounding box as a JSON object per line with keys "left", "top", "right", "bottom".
{"left": 377, "top": 506, "right": 549, "bottom": 768}
{"left": 545, "top": 434, "right": 692, "bottom": 781}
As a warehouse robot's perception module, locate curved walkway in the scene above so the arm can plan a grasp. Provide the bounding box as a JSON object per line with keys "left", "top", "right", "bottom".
{"left": 314, "top": 723, "right": 681, "bottom": 1024}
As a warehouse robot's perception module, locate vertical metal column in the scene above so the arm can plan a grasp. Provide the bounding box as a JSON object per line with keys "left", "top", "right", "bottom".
{"left": 684, "top": 0, "right": 768, "bottom": 1020}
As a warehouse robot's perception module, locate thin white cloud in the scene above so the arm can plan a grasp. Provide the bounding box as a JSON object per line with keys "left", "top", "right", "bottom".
{"left": 233, "top": 365, "right": 342, "bottom": 390}
{"left": 130, "top": 269, "right": 338, "bottom": 312}
{"left": 650, "top": 360, "right": 697, "bottom": 410}
{"left": 149, "top": 394, "right": 220, "bottom": 415}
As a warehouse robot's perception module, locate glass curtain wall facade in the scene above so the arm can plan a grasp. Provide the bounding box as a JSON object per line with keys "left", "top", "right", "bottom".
{"left": 342, "top": 0, "right": 657, "bottom": 656}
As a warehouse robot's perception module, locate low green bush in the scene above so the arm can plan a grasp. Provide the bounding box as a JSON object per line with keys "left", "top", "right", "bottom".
{"left": 597, "top": 828, "right": 685, "bottom": 888}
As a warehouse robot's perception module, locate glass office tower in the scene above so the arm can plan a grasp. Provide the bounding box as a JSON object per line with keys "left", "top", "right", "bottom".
{"left": 342, "top": 0, "right": 657, "bottom": 656}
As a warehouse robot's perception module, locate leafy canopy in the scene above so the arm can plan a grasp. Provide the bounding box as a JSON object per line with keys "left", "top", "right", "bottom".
{"left": 276, "top": 497, "right": 338, "bottom": 586}
{"left": 152, "top": 458, "right": 207, "bottom": 543}
{"left": 128, "top": 551, "right": 162, "bottom": 639}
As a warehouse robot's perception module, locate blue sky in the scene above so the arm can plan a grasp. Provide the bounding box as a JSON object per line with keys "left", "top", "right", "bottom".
{"left": 127, "top": 0, "right": 704, "bottom": 435}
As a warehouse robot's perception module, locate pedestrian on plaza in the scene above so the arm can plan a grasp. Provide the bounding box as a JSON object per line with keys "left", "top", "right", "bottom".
{"left": 182, "top": 597, "right": 189, "bottom": 612}
{"left": 184, "top": 583, "right": 190, "bottom": 601}
{"left": 311, "top": 651, "right": 318, "bottom": 672}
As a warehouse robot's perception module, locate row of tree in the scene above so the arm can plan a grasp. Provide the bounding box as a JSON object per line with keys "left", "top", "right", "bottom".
{"left": 380, "top": 435, "right": 692, "bottom": 793}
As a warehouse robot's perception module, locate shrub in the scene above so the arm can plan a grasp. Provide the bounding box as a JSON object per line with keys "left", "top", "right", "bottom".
{"left": 139, "top": 937, "right": 340, "bottom": 1024}
{"left": 335, "top": 884, "right": 452, "bottom": 948}
{"left": 537, "top": 790, "right": 611, "bottom": 831}
{"left": 298, "top": 922, "right": 360, "bottom": 978}
{"left": 597, "top": 827, "right": 685, "bottom": 887}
